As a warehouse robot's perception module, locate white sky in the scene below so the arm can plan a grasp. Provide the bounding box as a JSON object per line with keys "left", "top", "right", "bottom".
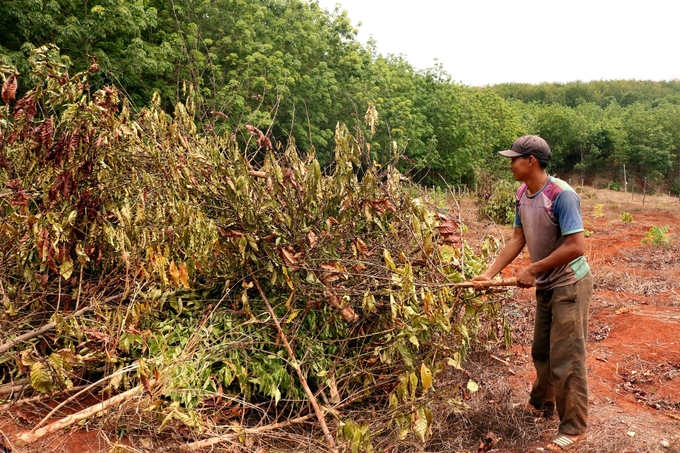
{"left": 315, "top": 0, "right": 680, "bottom": 86}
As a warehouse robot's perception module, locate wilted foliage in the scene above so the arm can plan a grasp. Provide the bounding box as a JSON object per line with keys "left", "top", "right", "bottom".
{"left": 0, "top": 46, "right": 504, "bottom": 449}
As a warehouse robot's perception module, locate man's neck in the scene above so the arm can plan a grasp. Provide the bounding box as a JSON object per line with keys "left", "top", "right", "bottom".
{"left": 524, "top": 172, "right": 550, "bottom": 196}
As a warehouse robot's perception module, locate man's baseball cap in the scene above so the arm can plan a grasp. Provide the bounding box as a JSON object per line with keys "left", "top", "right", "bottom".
{"left": 499, "top": 135, "right": 552, "bottom": 160}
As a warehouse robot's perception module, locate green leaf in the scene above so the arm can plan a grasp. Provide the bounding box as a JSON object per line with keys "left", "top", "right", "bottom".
{"left": 285, "top": 309, "right": 301, "bottom": 324}
{"left": 466, "top": 380, "right": 479, "bottom": 393}
{"left": 362, "top": 291, "right": 376, "bottom": 313}
{"left": 439, "top": 244, "right": 457, "bottom": 263}
{"left": 413, "top": 406, "right": 432, "bottom": 441}
{"left": 30, "top": 362, "right": 53, "bottom": 393}
{"left": 383, "top": 249, "right": 396, "bottom": 271}
{"left": 420, "top": 363, "right": 433, "bottom": 393}
{"left": 59, "top": 256, "right": 74, "bottom": 280}
{"left": 447, "top": 352, "right": 463, "bottom": 370}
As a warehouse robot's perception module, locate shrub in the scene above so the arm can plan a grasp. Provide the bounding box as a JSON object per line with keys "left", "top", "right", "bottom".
{"left": 607, "top": 181, "right": 622, "bottom": 191}
{"left": 620, "top": 212, "right": 633, "bottom": 223}
{"left": 593, "top": 204, "right": 605, "bottom": 218}
{"left": 476, "top": 176, "right": 519, "bottom": 225}
{"left": 641, "top": 226, "right": 672, "bottom": 246}
{"left": 670, "top": 180, "right": 680, "bottom": 197}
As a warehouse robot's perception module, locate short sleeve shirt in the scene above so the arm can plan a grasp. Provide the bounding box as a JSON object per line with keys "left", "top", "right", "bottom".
{"left": 513, "top": 176, "right": 590, "bottom": 290}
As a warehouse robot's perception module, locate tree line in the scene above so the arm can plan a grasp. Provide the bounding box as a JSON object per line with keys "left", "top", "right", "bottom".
{"left": 2, "top": 0, "right": 679, "bottom": 192}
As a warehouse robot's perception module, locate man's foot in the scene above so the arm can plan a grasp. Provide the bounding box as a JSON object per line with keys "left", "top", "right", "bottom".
{"left": 546, "top": 433, "right": 584, "bottom": 451}
{"left": 516, "top": 401, "right": 554, "bottom": 417}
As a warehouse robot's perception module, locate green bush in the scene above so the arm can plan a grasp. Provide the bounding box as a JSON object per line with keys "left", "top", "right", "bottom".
{"left": 641, "top": 226, "right": 672, "bottom": 246}
{"left": 607, "top": 181, "right": 622, "bottom": 191}
{"left": 477, "top": 177, "right": 519, "bottom": 225}
{"left": 593, "top": 204, "right": 605, "bottom": 218}
{"left": 670, "top": 180, "right": 680, "bottom": 196}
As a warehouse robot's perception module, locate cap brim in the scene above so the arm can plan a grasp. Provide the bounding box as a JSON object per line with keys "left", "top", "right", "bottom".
{"left": 499, "top": 150, "right": 523, "bottom": 157}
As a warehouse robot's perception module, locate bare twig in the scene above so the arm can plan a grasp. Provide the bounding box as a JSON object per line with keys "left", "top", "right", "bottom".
{"left": 179, "top": 414, "right": 315, "bottom": 452}
{"left": 249, "top": 268, "right": 338, "bottom": 452}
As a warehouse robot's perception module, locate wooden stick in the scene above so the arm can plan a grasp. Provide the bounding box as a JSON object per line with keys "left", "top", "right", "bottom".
{"left": 14, "top": 384, "right": 145, "bottom": 447}
{"left": 179, "top": 414, "right": 315, "bottom": 452}
{"left": 441, "top": 277, "right": 520, "bottom": 289}
{"left": 249, "top": 268, "right": 337, "bottom": 452}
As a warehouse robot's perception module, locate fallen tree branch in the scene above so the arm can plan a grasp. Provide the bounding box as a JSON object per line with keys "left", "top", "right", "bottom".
{"left": 0, "top": 384, "right": 91, "bottom": 411}
{"left": 0, "top": 294, "right": 120, "bottom": 355}
{"left": 30, "top": 362, "right": 140, "bottom": 432}
{"left": 249, "top": 268, "right": 338, "bottom": 452}
{"left": 13, "top": 383, "right": 146, "bottom": 447}
{"left": 0, "top": 379, "right": 29, "bottom": 396}
{"left": 179, "top": 413, "right": 315, "bottom": 452}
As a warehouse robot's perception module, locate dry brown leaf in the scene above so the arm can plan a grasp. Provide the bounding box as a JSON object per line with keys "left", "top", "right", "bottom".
{"left": 169, "top": 261, "right": 180, "bottom": 287}
{"left": 2, "top": 73, "right": 18, "bottom": 104}
{"left": 477, "top": 431, "right": 501, "bottom": 452}
{"left": 356, "top": 237, "right": 372, "bottom": 257}
{"left": 279, "top": 247, "right": 298, "bottom": 266}
{"left": 179, "top": 262, "right": 190, "bottom": 289}
{"left": 436, "top": 218, "right": 459, "bottom": 234}
{"left": 308, "top": 231, "right": 318, "bottom": 249}
{"left": 210, "top": 110, "right": 229, "bottom": 119}
{"left": 245, "top": 124, "right": 272, "bottom": 150}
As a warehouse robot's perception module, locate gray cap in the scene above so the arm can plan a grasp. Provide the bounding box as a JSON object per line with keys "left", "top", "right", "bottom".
{"left": 499, "top": 135, "right": 552, "bottom": 160}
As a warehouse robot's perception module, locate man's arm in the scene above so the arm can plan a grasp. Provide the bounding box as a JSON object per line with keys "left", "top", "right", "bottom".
{"left": 472, "top": 227, "right": 526, "bottom": 283}
{"left": 516, "top": 231, "right": 585, "bottom": 287}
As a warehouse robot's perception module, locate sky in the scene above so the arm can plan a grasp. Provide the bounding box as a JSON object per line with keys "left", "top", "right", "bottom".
{"left": 315, "top": 0, "right": 680, "bottom": 87}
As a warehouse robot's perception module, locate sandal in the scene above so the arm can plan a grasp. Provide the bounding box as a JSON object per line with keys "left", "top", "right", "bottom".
{"left": 546, "top": 433, "right": 583, "bottom": 451}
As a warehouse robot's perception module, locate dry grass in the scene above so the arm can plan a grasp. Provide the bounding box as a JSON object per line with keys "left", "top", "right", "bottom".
{"left": 576, "top": 186, "right": 680, "bottom": 212}
{"left": 593, "top": 269, "right": 679, "bottom": 296}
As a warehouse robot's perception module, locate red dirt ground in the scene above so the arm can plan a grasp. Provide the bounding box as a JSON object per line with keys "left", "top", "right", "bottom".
{"left": 1, "top": 189, "right": 679, "bottom": 452}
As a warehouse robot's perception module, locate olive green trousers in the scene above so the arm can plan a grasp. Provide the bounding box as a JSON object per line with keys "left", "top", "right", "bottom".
{"left": 529, "top": 272, "right": 592, "bottom": 436}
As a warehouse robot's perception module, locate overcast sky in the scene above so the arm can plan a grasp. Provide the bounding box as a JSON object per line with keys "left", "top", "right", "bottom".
{"left": 315, "top": 0, "right": 680, "bottom": 87}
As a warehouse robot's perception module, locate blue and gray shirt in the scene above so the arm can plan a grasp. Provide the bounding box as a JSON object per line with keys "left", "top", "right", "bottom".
{"left": 514, "top": 176, "right": 590, "bottom": 290}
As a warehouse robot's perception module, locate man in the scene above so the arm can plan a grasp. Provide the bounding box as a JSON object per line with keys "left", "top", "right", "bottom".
{"left": 472, "top": 135, "right": 592, "bottom": 451}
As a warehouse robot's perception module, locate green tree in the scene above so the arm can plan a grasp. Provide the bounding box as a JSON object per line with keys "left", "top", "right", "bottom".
{"left": 619, "top": 103, "right": 674, "bottom": 184}
{"left": 0, "top": 0, "right": 173, "bottom": 106}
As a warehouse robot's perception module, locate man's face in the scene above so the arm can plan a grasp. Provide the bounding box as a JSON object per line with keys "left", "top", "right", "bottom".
{"left": 509, "top": 155, "right": 533, "bottom": 181}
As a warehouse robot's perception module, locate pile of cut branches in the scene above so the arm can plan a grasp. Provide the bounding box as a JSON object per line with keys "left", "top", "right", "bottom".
{"left": 0, "top": 46, "right": 507, "bottom": 451}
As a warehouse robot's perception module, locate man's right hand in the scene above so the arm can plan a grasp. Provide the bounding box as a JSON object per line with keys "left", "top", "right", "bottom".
{"left": 470, "top": 273, "right": 494, "bottom": 291}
